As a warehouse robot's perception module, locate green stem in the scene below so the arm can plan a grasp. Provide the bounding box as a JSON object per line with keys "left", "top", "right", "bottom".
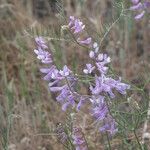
{"left": 99, "top": 2, "right": 124, "bottom": 45}
{"left": 106, "top": 132, "right": 112, "bottom": 150}
{"left": 83, "top": 134, "right": 90, "bottom": 150}
{"left": 133, "top": 129, "right": 143, "bottom": 150}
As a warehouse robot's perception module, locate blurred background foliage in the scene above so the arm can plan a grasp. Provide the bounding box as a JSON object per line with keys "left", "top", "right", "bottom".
{"left": 0, "top": 0, "right": 150, "bottom": 149}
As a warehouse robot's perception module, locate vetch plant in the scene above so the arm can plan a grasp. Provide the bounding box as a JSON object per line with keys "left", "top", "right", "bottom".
{"left": 34, "top": 16, "right": 130, "bottom": 135}
{"left": 32, "top": 1, "right": 149, "bottom": 149}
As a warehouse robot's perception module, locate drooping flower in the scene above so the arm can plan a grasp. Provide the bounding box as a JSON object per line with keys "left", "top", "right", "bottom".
{"left": 77, "top": 37, "right": 92, "bottom": 45}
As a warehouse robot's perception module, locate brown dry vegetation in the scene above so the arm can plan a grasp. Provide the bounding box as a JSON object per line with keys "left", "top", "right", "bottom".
{"left": 0, "top": 0, "right": 150, "bottom": 150}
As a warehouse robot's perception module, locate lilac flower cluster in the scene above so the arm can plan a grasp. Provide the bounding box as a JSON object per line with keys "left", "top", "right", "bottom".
{"left": 82, "top": 41, "right": 130, "bottom": 134}
{"left": 72, "top": 127, "right": 88, "bottom": 150}
{"left": 34, "top": 36, "right": 83, "bottom": 111}
{"left": 130, "top": 0, "right": 150, "bottom": 20}
{"left": 34, "top": 16, "right": 130, "bottom": 136}
{"left": 68, "top": 17, "right": 130, "bottom": 134}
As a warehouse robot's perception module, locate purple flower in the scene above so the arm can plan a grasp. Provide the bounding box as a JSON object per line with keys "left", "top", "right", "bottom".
{"left": 89, "top": 51, "right": 95, "bottom": 58}
{"left": 115, "top": 77, "right": 131, "bottom": 95}
{"left": 130, "top": 2, "right": 143, "bottom": 10}
{"left": 68, "top": 16, "right": 75, "bottom": 27}
{"left": 91, "top": 96, "right": 108, "bottom": 121}
{"left": 62, "top": 97, "right": 75, "bottom": 111}
{"left": 72, "top": 127, "right": 88, "bottom": 150}
{"left": 89, "top": 79, "right": 118, "bottom": 135}
{"left": 95, "top": 54, "right": 111, "bottom": 74}
{"left": 90, "top": 95, "right": 118, "bottom": 135}
{"left": 56, "top": 87, "right": 70, "bottom": 102}
{"left": 76, "top": 97, "right": 86, "bottom": 111}
{"left": 59, "top": 65, "right": 72, "bottom": 77}
{"left": 83, "top": 64, "right": 95, "bottom": 74}
{"left": 97, "top": 54, "right": 111, "bottom": 63}
{"left": 130, "top": 0, "right": 150, "bottom": 20}
{"left": 49, "top": 85, "right": 67, "bottom": 92}
{"left": 69, "top": 16, "right": 85, "bottom": 34}
{"left": 93, "top": 42, "right": 98, "bottom": 48}
{"left": 34, "top": 36, "right": 79, "bottom": 112}
{"left": 93, "top": 42, "right": 99, "bottom": 53}
{"left": 35, "top": 36, "right": 48, "bottom": 49}
{"left": 55, "top": 86, "right": 77, "bottom": 111}
{"left": 34, "top": 47, "right": 52, "bottom": 64}
{"left": 90, "top": 75, "right": 130, "bottom": 98}
{"left": 96, "top": 62, "right": 108, "bottom": 75}
{"left": 131, "top": 0, "right": 139, "bottom": 4}
{"left": 99, "top": 116, "right": 118, "bottom": 135}
{"left": 134, "top": 10, "right": 146, "bottom": 19}
{"left": 73, "top": 19, "right": 85, "bottom": 34}
{"left": 33, "top": 16, "right": 131, "bottom": 137}
{"left": 40, "top": 65, "right": 57, "bottom": 80}
{"left": 144, "top": 2, "right": 150, "bottom": 8}
{"left": 51, "top": 69, "right": 61, "bottom": 79}
{"left": 77, "top": 37, "right": 92, "bottom": 45}
{"left": 88, "top": 43, "right": 100, "bottom": 59}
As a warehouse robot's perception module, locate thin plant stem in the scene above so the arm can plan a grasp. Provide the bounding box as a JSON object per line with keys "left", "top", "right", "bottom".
{"left": 83, "top": 133, "right": 90, "bottom": 150}
{"left": 106, "top": 132, "right": 112, "bottom": 150}
{"left": 99, "top": 2, "right": 124, "bottom": 46}
{"left": 141, "top": 96, "right": 150, "bottom": 144}
{"left": 133, "top": 129, "right": 143, "bottom": 150}
{"left": 67, "top": 29, "right": 89, "bottom": 50}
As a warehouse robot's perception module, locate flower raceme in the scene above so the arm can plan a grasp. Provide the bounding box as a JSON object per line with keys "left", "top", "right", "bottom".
{"left": 130, "top": 0, "right": 150, "bottom": 20}
{"left": 34, "top": 16, "right": 130, "bottom": 135}
{"left": 34, "top": 36, "right": 82, "bottom": 111}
